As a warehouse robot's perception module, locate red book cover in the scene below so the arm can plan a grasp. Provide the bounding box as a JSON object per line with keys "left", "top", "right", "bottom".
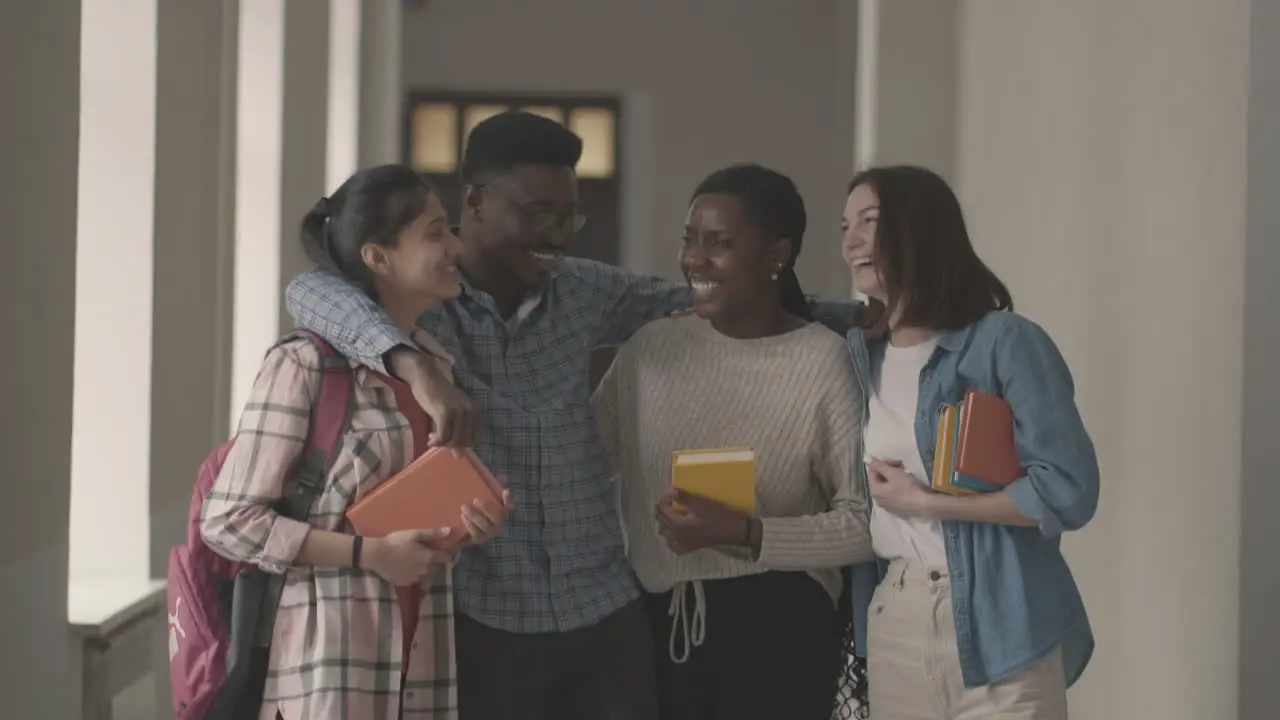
{"left": 954, "top": 389, "right": 1024, "bottom": 488}
{"left": 345, "top": 446, "right": 504, "bottom": 549}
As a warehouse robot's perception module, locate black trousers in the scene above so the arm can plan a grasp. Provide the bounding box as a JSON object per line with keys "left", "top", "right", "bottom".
{"left": 646, "top": 571, "right": 843, "bottom": 720}
{"left": 456, "top": 599, "right": 659, "bottom": 720}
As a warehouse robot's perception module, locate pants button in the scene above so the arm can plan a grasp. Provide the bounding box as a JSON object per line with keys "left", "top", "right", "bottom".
{"left": 929, "top": 571, "right": 941, "bottom": 581}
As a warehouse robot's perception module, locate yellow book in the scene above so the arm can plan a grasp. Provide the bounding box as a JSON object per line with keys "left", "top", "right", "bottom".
{"left": 930, "top": 404, "right": 974, "bottom": 496}
{"left": 671, "top": 447, "right": 757, "bottom": 515}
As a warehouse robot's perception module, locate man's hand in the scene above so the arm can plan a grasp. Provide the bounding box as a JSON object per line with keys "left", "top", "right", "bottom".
{"left": 389, "top": 348, "right": 484, "bottom": 447}
{"left": 461, "top": 488, "right": 514, "bottom": 546}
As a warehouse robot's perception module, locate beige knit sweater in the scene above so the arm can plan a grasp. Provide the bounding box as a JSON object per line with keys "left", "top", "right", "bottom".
{"left": 592, "top": 315, "right": 874, "bottom": 608}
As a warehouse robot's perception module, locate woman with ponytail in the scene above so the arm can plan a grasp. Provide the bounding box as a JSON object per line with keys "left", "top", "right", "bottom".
{"left": 201, "top": 164, "right": 511, "bottom": 720}
{"left": 591, "top": 163, "right": 874, "bottom": 719}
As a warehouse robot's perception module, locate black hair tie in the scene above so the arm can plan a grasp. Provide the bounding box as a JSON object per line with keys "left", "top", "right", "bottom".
{"left": 316, "top": 196, "right": 337, "bottom": 259}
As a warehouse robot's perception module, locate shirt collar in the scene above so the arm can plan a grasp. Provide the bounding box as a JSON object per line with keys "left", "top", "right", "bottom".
{"left": 936, "top": 324, "right": 973, "bottom": 352}
{"left": 455, "top": 257, "right": 567, "bottom": 307}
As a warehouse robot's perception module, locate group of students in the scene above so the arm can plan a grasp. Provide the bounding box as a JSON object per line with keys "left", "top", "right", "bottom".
{"left": 201, "top": 110, "right": 1099, "bottom": 720}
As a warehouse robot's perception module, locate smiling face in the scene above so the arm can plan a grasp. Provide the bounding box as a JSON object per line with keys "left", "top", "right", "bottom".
{"left": 362, "top": 191, "right": 463, "bottom": 303}
{"left": 468, "top": 163, "right": 582, "bottom": 295}
{"left": 842, "top": 182, "right": 884, "bottom": 301}
{"left": 679, "top": 192, "right": 789, "bottom": 321}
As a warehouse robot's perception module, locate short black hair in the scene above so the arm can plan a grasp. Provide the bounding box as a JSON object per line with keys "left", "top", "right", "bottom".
{"left": 691, "top": 163, "right": 813, "bottom": 321}
{"left": 460, "top": 111, "right": 584, "bottom": 184}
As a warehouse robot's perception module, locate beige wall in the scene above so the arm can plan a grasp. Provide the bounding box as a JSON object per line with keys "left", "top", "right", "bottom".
{"left": 869, "top": 0, "right": 959, "bottom": 181}
{"left": 399, "top": 0, "right": 859, "bottom": 297}
{"left": 872, "top": 0, "right": 1258, "bottom": 716}
{"left": 0, "top": 0, "right": 82, "bottom": 715}
{"left": 956, "top": 2, "right": 1248, "bottom": 717}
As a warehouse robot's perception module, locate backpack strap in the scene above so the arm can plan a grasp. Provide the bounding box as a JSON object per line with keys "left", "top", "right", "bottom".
{"left": 252, "top": 330, "right": 355, "bottom": 649}
{"left": 276, "top": 329, "right": 354, "bottom": 521}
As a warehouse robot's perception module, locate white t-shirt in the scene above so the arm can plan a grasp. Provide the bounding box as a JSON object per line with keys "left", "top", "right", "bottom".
{"left": 865, "top": 339, "right": 948, "bottom": 567}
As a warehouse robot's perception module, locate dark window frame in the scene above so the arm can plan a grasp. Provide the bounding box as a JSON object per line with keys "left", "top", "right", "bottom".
{"left": 400, "top": 91, "right": 623, "bottom": 181}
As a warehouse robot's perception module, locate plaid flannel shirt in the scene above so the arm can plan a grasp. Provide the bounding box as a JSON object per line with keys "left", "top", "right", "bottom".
{"left": 285, "top": 259, "right": 859, "bottom": 634}
{"left": 201, "top": 334, "right": 459, "bottom": 720}
{"left": 286, "top": 259, "right": 687, "bottom": 633}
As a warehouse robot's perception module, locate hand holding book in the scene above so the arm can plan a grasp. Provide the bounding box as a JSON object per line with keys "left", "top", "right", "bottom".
{"left": 655, "top": 488, "right": 756, "bottom": 555}
{"left": 931, "top": 390, "right": 1024, "bottom": 496}
{"left": 459, "top": 489, "right": 515, "bottom": 546}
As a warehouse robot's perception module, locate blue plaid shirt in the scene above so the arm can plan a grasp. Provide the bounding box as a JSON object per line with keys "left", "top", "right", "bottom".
{"left": 286, "top": 259, "right": 688, "bottom": 633}
{"left": 286, "top": 260, "right": 860, "bottom": 633}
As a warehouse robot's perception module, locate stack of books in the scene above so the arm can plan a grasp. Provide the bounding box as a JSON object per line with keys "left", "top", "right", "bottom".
{"left": 930, "top": 389, "right": 1024, "bottom": 495}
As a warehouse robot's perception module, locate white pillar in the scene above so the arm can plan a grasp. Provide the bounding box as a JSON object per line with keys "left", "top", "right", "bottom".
{"left": 359, "top": 0, "right": 403, "bottom": 167}
{"left": 855, "top": 0, "right": 959, "bottom": 180}
{"left": 327, "top": 0, "right": 361, "bottom": 190}
{"left": 853, "top": 0, "right": 879, "bottom": 170}
{"left": 68, "top": 0, "right": 158, "bottom": 596}
{"left": 230, "top": 0, "right": 286, "bottom": 430}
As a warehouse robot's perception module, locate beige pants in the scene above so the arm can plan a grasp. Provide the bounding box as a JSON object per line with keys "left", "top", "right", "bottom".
{"left": 867, "top": 560, "right": 1068, "bottom": 720}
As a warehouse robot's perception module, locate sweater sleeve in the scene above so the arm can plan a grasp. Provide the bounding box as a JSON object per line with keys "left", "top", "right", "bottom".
{"left": 755, "top": 354, "right": 874, "bottom": 570}
{"left": 590, "top": 346, "right": 625, "bottom": 480}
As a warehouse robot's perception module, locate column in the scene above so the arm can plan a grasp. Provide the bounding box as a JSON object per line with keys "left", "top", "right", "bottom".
{"left": 854, "top": 0, "right": 960, "bottom": 180}
{"left": 230, "top": 0, "right": 286, "bottom": 423}
{"left": 67, "top": 0, "right": 158, "bottom": 600}
{"left": 1239, "top": 0, "right": 1280, "bottom": 714}
{"left": 358, "top": 0, "right": 403, "bottom": 167}
{"left": 0, "top": 0, "right": 83, "bottom": 715}
{"left": 278, "top": 0, "right": 332, "bottom": 333}
{"left": 231, "top": 0, "right": 336, "bottom": 417}
{"left": 149, "top": 0, "right": 240, "bottom": 575}
{"left": 327, "top": 0, "right": 362, "bottom": 190}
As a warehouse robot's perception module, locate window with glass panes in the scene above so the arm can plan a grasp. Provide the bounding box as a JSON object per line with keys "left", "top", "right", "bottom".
{"left": 403, "top": 93, "right": 622, "bottom": 266}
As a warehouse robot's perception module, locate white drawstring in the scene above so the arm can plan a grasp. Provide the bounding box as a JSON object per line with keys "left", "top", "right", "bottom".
{"left": 667, "top": 580, "right": 706, "bottom": 664}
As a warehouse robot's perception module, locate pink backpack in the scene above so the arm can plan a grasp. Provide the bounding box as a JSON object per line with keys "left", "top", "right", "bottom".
{"left": 165, "top": 331, "right": 353, "bottom": 719}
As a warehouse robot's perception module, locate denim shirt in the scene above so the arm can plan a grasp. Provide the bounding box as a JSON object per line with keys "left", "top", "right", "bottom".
{"left": 844, "top": 310, "right": 1098, "bottom": 688}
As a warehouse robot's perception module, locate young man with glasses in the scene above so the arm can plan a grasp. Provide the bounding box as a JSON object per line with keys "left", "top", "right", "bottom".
{"left": 284, "top": 112, "right": 858, "bottom": 719}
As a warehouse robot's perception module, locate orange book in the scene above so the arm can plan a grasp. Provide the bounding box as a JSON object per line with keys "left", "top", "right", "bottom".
{"left": 345, "top": 447, "right": 504, "bottom": 550}
{"left": 953, "top": 389, "right": 1024, "bottom": 490}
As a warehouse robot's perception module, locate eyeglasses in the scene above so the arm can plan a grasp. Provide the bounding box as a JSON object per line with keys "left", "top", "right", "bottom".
{"left": 479, "top": 184, "right": 586, "bottom": 238}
